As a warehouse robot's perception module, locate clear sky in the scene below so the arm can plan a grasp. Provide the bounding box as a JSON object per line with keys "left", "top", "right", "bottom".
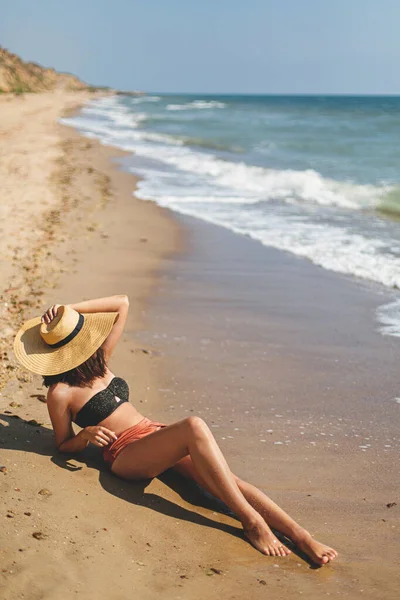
{"left": 2, "top": 0, "right": 399, "bottom": 94}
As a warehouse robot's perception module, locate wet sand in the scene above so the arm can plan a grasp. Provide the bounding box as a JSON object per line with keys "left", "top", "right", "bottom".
{"left": 1, "top": 93, "right": 399, "bottom": 599}
{"left": 137, "top": 215, "right": 400, "bottom": 598}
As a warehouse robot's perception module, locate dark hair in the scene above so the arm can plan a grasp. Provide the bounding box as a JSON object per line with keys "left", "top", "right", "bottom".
{"left": 43, "top": 347, "right": 107, "bottom": 388}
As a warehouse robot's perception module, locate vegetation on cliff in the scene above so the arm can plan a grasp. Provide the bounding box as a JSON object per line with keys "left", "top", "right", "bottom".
{"left": 0, "top": 47, "right": 93, "bottom": 94}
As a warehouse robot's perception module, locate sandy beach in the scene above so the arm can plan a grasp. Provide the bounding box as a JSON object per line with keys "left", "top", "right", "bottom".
{"left": 1, "top": 91, "right": 399, "bottom": 600}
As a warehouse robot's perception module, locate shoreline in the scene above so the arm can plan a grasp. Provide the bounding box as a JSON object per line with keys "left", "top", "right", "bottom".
{"left": 1, "top": 92, "right": 399, "bottom": 599}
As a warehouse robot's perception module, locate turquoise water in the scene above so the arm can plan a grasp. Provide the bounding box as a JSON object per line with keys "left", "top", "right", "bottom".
{"left": 135, "top": 95, "right": 400, "bottom": 191}
{"left": 63, "top": 94, "right": 400, "bottom": 335}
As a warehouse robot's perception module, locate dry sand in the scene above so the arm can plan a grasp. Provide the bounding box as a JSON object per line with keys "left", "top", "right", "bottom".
{"left": 0, "top": 90, "right": 103, "bottom": 387}
{"left": 0, "top": 92, "right": 398, "bottom": 600}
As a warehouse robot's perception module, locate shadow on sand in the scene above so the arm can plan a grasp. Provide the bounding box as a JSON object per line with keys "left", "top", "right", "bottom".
{"left": 0, "top": 411, "right": 318, "bottom": 567}
{"left": 0, "top": 412, "right": 240, "bottom": 535}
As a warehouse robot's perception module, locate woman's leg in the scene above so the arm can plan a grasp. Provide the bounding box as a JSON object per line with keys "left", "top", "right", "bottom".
{"left": 236, "top": 478, "right": 338, "bottom": 565}
{"left": 174, "top": 457, "right": 338, "bottom": 565}
{"left": 111, "top": 417, "right": 290, "bottom": 556}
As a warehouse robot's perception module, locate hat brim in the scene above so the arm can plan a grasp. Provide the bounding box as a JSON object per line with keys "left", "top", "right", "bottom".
{"left": 13, "top": 312, "right": 119, "bottom": 376}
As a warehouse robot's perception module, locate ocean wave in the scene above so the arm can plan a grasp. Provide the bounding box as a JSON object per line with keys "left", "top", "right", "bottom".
{"left": 59, "top": 116, "right": 117, "bottom": 138}
{"left": 60, "top": 116, "right": 184, "bottom": 149}
{"left": 166, "top": 100, "right": 226, "bottom": 111}
{"left": 130, "top": 95, "right": 161, "bottom": 104}
{"left": 376, "top": 298, "right": 400, "bottom": 337}
{"left": 120, "top": 140, "right": 387, "bottom": 211}
{"left": 107, "top": 107, "right": 147, "bottom": 129}
{"left": 61, "top": 107, "right": 146, "bottom": 135}
{"left": 81, "top": 106, "right": 115, "bottom": 118}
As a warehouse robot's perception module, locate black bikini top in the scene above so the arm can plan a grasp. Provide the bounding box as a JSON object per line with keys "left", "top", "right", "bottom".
{"left": 73, "top": 377, "right": 129, "bottom": 428}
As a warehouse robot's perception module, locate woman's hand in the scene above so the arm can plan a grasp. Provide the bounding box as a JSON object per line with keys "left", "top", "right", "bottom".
{"left": 41, "top": 304, "right": 61, "bottom": 324}
{"left": 81, "top": 426, "right": 118, "bottom": 447}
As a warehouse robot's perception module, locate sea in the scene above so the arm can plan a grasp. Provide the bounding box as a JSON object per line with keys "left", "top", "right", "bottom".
{"left": 62, "top": 94, "right": 400, "bottom": 337}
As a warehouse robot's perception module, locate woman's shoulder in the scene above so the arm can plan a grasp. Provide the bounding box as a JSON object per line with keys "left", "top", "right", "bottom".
{"left": 46, "top": 382, "right": 73, "bottom": 405}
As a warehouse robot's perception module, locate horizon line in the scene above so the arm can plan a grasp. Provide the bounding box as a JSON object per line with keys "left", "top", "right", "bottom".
{"left": 138, "top": 91, "right": 400, "bottom": 97}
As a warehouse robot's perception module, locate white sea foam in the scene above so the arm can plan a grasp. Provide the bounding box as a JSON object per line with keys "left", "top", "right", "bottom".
{"left": 166, "top": 100, "right": 226, "bottom": 111}
{"left": 61, "top": 106, "right": 146, "bottom": 135}
{"left": 376, "top": 299, "right": 400, "bottom": 338}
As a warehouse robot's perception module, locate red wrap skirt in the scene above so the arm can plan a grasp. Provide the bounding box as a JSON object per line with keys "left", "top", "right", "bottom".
{"left": 103, "top": 417, "right": 166, "bottom": 466}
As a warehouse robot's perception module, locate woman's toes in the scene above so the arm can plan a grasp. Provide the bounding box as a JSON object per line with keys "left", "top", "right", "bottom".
{"left": 275, "top": 543, "right": 290, "bottom": 556}
{"left": 295, "top": 534, "right": 338, "bottom": 566}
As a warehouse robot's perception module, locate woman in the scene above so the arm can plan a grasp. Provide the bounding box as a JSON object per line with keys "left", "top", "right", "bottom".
{"left": 14, "top": 294, "right": 337, "bottom": 565}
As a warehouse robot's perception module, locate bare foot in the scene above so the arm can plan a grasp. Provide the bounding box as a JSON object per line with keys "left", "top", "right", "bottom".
{"left": 244, "top": 520, "right": 291, "bottom": 557}
{"left": 294, "top": 529, "right": 338, "bottom": 566}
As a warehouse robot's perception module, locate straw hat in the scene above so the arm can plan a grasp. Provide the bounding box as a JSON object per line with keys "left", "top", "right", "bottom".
{"left": 13, "top": 305, "right": 119, "bottom": 375}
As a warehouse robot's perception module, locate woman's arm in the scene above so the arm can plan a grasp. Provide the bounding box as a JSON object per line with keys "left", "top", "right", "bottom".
{"left": 68, "top": 295, "right": 129, "bottom": 360}
{"left": 58, "top": 430, "right": 89, "bottom": 454}
{"left": 47, "top": 387, "right": 117, "bottom": 453}
{"left": 67, "top": 295, "right": 128, "bottom": 315}
{"left": 47, "top": 386, "right": 89, "bottom": 452}
{"left": 42, "top": 295, "right": 129, "bottom": 361}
